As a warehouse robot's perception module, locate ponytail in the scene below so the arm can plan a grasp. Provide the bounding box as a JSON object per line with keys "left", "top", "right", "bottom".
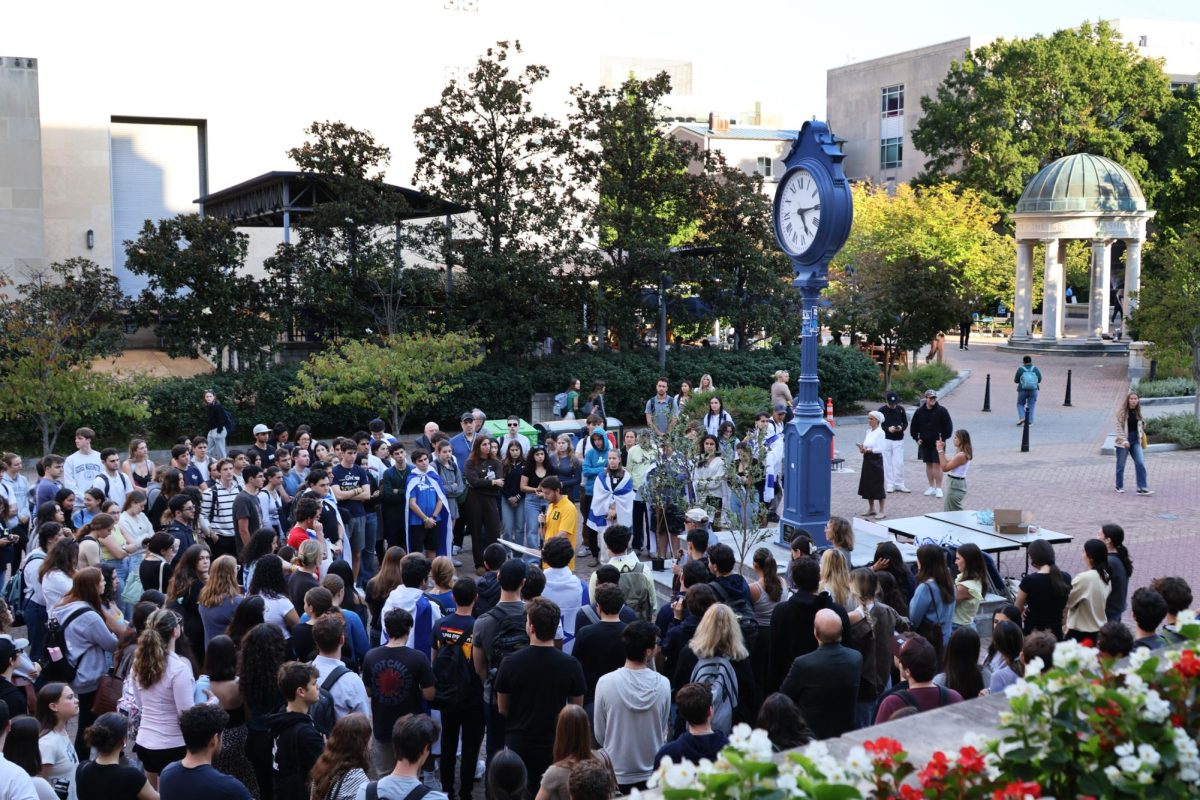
{"left": 1102, "top": 524, "right": 1134, "bottom": 578}
{"left": 132, "top": 609, "right": 178, "bottom": 689}
{"left": 1084, "top": 539, "right": 1111, "bottom": 586}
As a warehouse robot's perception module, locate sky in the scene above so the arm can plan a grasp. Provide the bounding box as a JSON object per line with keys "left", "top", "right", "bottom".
{"left": 6, "top": 0, "right": 1200, "bottom": 185}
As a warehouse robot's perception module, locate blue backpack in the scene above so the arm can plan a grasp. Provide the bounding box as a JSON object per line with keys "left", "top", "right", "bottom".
{"left": 1019, "top": 366, "right": 1039, "bottom": 391}
{"left": 553, "top": 392, "right": 569, "bottom": 417}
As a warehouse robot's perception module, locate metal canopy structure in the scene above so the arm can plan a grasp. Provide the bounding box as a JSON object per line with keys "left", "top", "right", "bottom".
{"left": 194, "top": 171, "right": 470, "bottom": 230}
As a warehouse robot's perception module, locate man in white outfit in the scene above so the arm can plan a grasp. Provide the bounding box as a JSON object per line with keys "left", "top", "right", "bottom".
{"left": 878, "top": 391, "right": 910, "bottom": 493}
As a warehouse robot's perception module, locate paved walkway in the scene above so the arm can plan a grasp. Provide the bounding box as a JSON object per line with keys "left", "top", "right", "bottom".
{"left": 829, "top": 338, "right": 1200, "bottom": 602}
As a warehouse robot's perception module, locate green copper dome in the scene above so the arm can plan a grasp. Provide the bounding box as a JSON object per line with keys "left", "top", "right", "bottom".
{"left": 1016, "top": 154, "right": 1147, "bottom": 213}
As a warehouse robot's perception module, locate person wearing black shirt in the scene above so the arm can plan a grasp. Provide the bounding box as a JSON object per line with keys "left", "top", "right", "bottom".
{"left": 1016, "top": 540, "right": 1071, "bottom": 640}
{"left": 75, "top": 712, "right": 150, "bottom": 800}
{"left": 494, "top": 597, "right": 585, "bottom": 795}
{"left": 363, "top": 607, "right": 436, "bottom": 777}
{"left": 434, "top": 580, "right": 484, "bottom": 800}
{"left": 463, "top": 438, "right": 503, "bottom": 569}
{"left": 909, "top": 390, "right": 953, "bottom": 498}
{"left": 767, "top": 557, "right": 850, "bottom": 694}
{"left": 1131, "top": 587, "right": 1169, "bottom": 651}
{"left": 330, "top": 440, "right": 371, "bottom": 582}
{"left": 878, "top": 391, "right": 910, "bottom": 493}
{"left": 0, "top": 640, "right": 26, "bottom": 717}
{"left": 249, "top": 424, "right": 277, "bottom": 467}
{"left": 288, "top": 586, "right": 333, "bottom": 662}
{"left": 573, "top": 584, "right": 628, "bottom": 707}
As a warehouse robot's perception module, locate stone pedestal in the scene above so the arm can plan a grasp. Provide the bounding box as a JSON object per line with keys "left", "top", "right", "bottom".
{"left": 1128, "top": 340, "right": 1150, "bottom": 382}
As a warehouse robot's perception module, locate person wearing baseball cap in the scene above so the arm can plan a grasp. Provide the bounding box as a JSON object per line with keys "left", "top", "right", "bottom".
{"left": 909, "top": 389, "right": 953, "bottom": 498}
{"left": 874, "top": 633, "right": 962, "bottom": 724}
{"left": 878, "top": 391, "right": 910, "bottom": 493}
{"left": 250, "top": 424, "right": 275, "bottom": 466}
{"left": 449, "top": 411, "right": 478, "bottom": 472}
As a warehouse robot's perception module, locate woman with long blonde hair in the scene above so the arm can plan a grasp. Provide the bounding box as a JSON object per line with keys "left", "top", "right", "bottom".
{"left": 198, "top": 554, "right": 244, "bottom": 647}
{"left": 132, "top": 608, "right": 198, "bottom": 787}
{"left": 819, "top": 548, "right": 856, "bottom": 610}
{"left": 675, "top": 603, "right": 755, "bottom": 733}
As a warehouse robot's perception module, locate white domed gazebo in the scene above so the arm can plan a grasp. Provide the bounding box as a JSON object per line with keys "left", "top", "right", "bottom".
{"left": 1008, "top": 154, "right": 1155, "bottom": 346}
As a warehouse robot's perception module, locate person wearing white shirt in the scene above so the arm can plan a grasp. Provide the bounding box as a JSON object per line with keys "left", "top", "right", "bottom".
{"left": 63, "top": 428, "right": 104, "bottom": 497}
{"left": 857, "top": 411, "right": 888, "bottom": 520}
{"left": 0, "top": 454, "right": 30, "bottom": 536}
{"left": 21, "top": 521, "right": 65, "bottom": 662}
{"left": 497, "top": 417, "right": 531, "bottom": 458}
{"left": 701, "top": 396, "right": 734, "bottom": 438}
{"left": 311, "top": 615, "right": 371, "bottom": 723}
{"left": 91, "top": 448, "right": 132, "bottom": 508}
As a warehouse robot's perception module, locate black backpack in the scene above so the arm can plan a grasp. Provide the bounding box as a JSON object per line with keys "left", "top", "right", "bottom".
{"left": 709, "top": 580, "right": 759, "bottom": 649}
{"left": 40, "top": 607, "right": 92, "bottom": 684}
{"left": 307, "top": 665, "right": 350, "bottom": 734}
{"left": 431, "top": 623, "right": 476, "bottom": 712}
{"left": 484, "top": 606, "right": 529, "bottom": 684}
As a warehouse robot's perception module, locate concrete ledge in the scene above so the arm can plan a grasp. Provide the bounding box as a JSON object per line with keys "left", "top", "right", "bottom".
{"left": 1138, "top": 395, "right": 1196, "bottom": 406}
{"left": 1099, "top": 434, "right": 1182, "bottom": 456}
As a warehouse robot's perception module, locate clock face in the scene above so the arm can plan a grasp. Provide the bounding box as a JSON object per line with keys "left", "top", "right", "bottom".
{"left": 775, "top": 167, "right": 823, "bottom": 256}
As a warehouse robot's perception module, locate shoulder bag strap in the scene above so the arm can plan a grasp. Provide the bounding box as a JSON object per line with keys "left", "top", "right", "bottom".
{"left": 366, "top": 782, "right": 378, "bottom": 800}
{"left": 401, "top": 785, "right": 432, "bottom": 800}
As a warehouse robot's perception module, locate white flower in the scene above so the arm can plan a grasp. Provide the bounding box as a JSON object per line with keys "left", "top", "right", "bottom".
{"left": 663, "top": 760, "right": 697, "bottom": 789}
{"left": 728, "top": 723, "right": 753, "bottom": 748}
{"left": 629, "top": 789, "right": 641, "bottom": 800}
{"left": 1128, "top": 647, "right": 1152, "bottom": 670}
{"left": 1118, "top": 755, "right": 1142, "bottom": 774}
{"left": 776, "top": 773, "right": 799, "bottom": 796}
{"left": 1104, "top": 765, "right": 1121, "bottom": 783}
{"left": 1178, "top": 609, "right": 1196, "bottom": 626}
{"left": 1140, "top": 689, "right": 1171, "bottom": 723}
{"left": 696, "top": 758, "right": 717, "bottom": 776}
{"left": 802, "top": 740, "right": 831, "bottom": 760}
{"left": 1005, "top": 679, "right": 1045, "bottom": 703}
{"left": 1137, "top": 743, "right": 1161, "bottom": 767}
{"left": 1115, "top": 742, "right": 1135, "bottom": 758}
{"left": 747, "top": 728, "right": 774, "bottom": 761}
{"left": 1023, "top": 656, "right": 1044, "bottom": 678}
{"left": 1052, "top": 639, "right": 1101, "bottom": 672}
{"left": 1123, "top": 673, "right": 1147, "bottom": 695}
{"left": 1180, "top": 767, "right": 1200, "bottom": 784}
{"left": 844, "top": 746, "right": 870, "bottom": 775}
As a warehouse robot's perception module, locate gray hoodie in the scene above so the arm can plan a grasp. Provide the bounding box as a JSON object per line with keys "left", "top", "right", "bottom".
{"left": 52, "top": 601, "right": 118, "bottom": 694}
{"left": 593, "top": 665, "right": 672, "bottom": 784}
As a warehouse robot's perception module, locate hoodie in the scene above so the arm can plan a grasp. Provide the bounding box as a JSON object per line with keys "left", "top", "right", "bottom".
{"left": 593, "top": 666, "right": 672, "bottom": 784}
{"left": 381, "top": 585, "right": 442, "bottom": 657}
{"left": 475, "top": 570, "right": 501, "bottom": 616}
{"left": 581, "top": 436, "right": 610, "bottom": 497}
{"left": 267, "top": 710, "right": 324, "bottom": 799}
{"left": 543, "top": 566, "right": 589, "bottom": 654}
{"left": 654, "top": 730, "right": 730, "bottom": 768}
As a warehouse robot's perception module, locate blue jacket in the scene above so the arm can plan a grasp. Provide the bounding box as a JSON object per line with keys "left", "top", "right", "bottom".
{"left": 581, "top": 437, "right": 610, "bottom": 498}
{"left": 909, "top": 579, "right": 955, "bottom": 648}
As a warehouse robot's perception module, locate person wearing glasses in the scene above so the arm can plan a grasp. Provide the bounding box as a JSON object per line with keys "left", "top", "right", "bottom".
{"left": 497, "top": 416, "right": 531, "bottom": 458}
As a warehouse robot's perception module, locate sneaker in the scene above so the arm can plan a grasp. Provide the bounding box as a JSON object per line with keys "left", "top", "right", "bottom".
{"left": 1016, "top": 419, "right": 1025, "bottom": 426}
{"left": 935, "top": 488, "right": 944, "bottom": 498}
{"left": 422, "top": 772, "right": 442, "bottom": 791}
{"left": 452, "top": 558, "right": 463, "bottom": 567}
{"left": 452, "top": 545, "right": 462, "bottom": 556}
{"left": 1115, "top": 487, "right": 1125, "bottom": 493}
{"left": 923, "top": 487, "right": 936, "bottom": 496}
{"left": 874, "top": 513, "right": 886, "bottom": 520}
{"left": 476, "top": 760, "right": 486, "bottom": 779}
{"left": 1137, "top": 488, "right": 1155, "bottom": 495}
{"left": 577, "top": 545, "right": 590, "bottom": 557}
{"left": 896, "top": 486, "right": 912, "bottom": 493}
{"left": 886, "top": 486, "right": 895, "bottom": 493}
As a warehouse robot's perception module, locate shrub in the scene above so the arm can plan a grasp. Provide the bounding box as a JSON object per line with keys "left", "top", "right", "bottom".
{"left": 681, "top": 388, "right": 773, "bottom": 432}
{"left": 888, "top": 362, "right": 958, "bottom": 402}
{"left": 1137, "top": 377, "right": 1196, "bottom": 398}
{"left": 1145, "top": 412, "right": 1200, "bottom": 449}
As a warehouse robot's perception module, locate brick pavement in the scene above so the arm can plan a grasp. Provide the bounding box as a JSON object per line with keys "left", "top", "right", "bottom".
{"left": 829, "top": 338, "right": 1200, "bottom": 606}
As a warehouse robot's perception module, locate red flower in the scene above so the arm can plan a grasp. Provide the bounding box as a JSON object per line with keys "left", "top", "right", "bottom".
{"left": 1095, "top": 699, "right": 1122, "bottom": 718}
{"left": 992, "top": 780, "right": 1042, "bottom": 799}
{"left": 1173, "top": 714, "right": 1186, "bottom": 727}
{"left": 865, "top": 737, "right": 904, "bottom": 756}
{"left": 1175, "top": 650, "right": 1200, "bottom": 678}
{"left": 898, "top": 785, "right": 924, "bottom": 800}
{"left": 1081, "top": 638, "right": 1094, "bottom": 647}
{"left": 957, "top": 746, "right": 986, "bottom": 774}
{"left": 918, "top": 751, "right": 949, "bottom": 787}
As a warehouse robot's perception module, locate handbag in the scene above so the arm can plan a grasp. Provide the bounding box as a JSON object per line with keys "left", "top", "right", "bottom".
{"left": 92, "top": 667, "right": 124, "bottom": 714}
{"left": 121, "top": 552, "right": 147, "bottom": 605}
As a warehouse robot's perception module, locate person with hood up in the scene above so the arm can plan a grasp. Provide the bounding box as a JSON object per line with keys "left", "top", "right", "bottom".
{"left": 579, "top": 432, "right": 610, "bottom": 565}
{"left": 267, "top": 661, "right": 325, "bottom": 798}
{"left": 592, "top": 621, "right": 671, "bottom": 794}
{"left": 541, "top": 536, "right": 589, "bottom": 654}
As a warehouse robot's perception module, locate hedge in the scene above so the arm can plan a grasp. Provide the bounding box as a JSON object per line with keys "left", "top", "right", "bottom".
{"left": 681, "top": 388, "right": 773, "bottom": 432}
{"left": 1137, "top": 377, "right": 1196, "bottom": 398}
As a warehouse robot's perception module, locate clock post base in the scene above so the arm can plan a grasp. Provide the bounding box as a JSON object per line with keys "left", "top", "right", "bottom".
{"left": 777, "top": 412, "right": 834, "bottom": 547}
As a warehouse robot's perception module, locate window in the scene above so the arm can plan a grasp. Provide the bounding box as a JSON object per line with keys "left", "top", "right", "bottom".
{"left": 880, "top": 137, "right": 903, "bottom": 170}
{"left": 881, "top": 84, "right": 904, "bottom": 118}
{"left": 756, "top": 156, "right": 773, "bottom": 178}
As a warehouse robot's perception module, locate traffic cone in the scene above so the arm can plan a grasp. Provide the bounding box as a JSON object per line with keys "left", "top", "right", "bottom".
{"left": 826, "top": 397, "right": 835, "bottom": 458}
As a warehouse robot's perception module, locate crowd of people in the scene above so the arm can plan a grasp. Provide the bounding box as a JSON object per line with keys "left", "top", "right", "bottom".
{"left": 0, "top": 378, "right": 1184, "bottom": 800}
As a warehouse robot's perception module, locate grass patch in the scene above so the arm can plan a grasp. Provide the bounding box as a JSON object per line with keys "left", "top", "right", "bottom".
{"left": 887, "top": 362, "right": 957, "bottom": 402}
{"left": 1137, "top": 377, "right": 1196, "bottom": 398}
{"left": 1145, "top": 412, "right": 1200, "bottom": 449}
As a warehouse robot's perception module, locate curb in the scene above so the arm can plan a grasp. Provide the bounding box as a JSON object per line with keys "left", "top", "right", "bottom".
{"left": 837, "top": 370, "right": 971, "bottom": 425}
{"left": 1138, "top": 395, "right": 1196, "bottom": 406}
{"left": 1099, "top": 434, "right": 1182, "bottom": 456}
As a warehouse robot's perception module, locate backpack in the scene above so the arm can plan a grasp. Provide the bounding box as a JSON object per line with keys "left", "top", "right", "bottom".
{"left": 1019, "top": 366, "right": 1039, "bottom": 391}
{"left": 690, "top": 655, "right": 739, "bottom": 734}
{"left": 308, "top": 665, "right": 350, "bottom": 734}
{"left": 96, "top": 472, "right": 130, "bottom": 502}
{"left": 616, "top": 563, "right": 655, "bottom": 623}
{"left": 221, "top": 405, "right": 237, "bottom": 435}
{"left": 431, "top": 625, "right": 476, "bottom": 711}
{"left": 553, "top": 392, "right": 569, "bottom": 418}
{"left": 709, "top": 579, "right": 759, "bottom": 649}
{"left": 17, "top": 552, "right": 43, "bottom": 601}
{"left": 40, "top": 607, "right": 93, "bottom": 684}
{"left": 484, "top": 606, "right": 529, "bottom": 684}
{"left": 893, "top": 686, "right": 951, "bottom": 713}
{"left": 579, "top": 604, "right": 601, "bottom": 626}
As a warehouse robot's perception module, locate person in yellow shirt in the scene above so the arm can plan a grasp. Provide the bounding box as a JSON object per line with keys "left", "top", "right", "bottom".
{"left": 539, "top": 477, "right": 579, "bottom": 568}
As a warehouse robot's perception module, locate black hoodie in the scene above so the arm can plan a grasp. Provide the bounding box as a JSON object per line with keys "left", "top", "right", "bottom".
{"left": 475, "top": 570, "right": 501, "bottom": 616}
{"left": 267, "top": 710, "right": 324, "bottom": 798}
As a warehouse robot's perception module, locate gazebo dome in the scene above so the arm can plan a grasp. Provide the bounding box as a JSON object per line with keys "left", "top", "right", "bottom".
{"left": 1016, "top": 154, "right": 1147, "bottom": 213}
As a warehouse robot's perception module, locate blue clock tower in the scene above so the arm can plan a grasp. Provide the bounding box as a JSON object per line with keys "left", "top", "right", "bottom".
{"left": 771, "top": 121, "right": 854, "bottom": 546}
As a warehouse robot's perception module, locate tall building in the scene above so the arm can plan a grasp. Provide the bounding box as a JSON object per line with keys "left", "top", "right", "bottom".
{"left": 826, "top": 19, "right": 1200, "bottom": 185}
{"left": 669, "top": 117, "right": 799, "bottom": 196}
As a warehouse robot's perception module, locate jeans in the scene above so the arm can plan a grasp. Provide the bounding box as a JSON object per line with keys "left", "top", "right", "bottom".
{"left": 523, "top": 494, "right": 547, "bottom": 550}
{"left": 1115, "top": 442, "right": 1148, "bottom": 491}
{"left": 362, "top": 512, "right": 379, "bottom": 578}
{"left": 484, "top": 701, "right": 508, "bottom": 769}
{"left": 23, "top": 598, "right": 48, "bottom": 663}
{"left": 441, "top": 705, "right": 485, "bottom": 800}
{"left": 727, "top": 488, "right": 760, "bottom": 531}
{"left": 207, "top": 427, "right": 228, "bottom": 460}
{"left": 1017, "top": 389, "right": 1038, "bottom": 424}
{"left": 500, "top": 497, "right": 524, "bottom": 545}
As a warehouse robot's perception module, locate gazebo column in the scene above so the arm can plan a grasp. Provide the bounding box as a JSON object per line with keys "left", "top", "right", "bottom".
{"left": 1100, "top": 240, "right": 1113, "bottom": 335}
{"left": 1124, "top": 239, "right": 1143, "bottom": 318}
{"left": 1088, "top": 239, "right": 1107, "bottom": 342}
{"left": 1013, "top": 239, "right": 1035, "bottom": 340}
{"left": 1041, "top": 238, "right": 1064, "bottom": 340}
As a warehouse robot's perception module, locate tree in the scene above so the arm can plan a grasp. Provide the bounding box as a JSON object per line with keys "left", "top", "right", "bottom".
{"left": 412, "top": 41, "right": 582, "bottom": 355}
{"left": 912, "top": 21, "right": 1174, "bottom": 208}
{"left": 289, "top": 332, "right": 484, "bottom": 434}
{"left": 125, "top": 214, "right": 280, "bottom": 369}
{"left": 0, "top": 266, "right": 145, "bottom": 454}
{"left": 568, "top": 72, "right": 699, "bottom": 349}
{"left": 1135, "top": 228, "right": 1200, "bottom": 420}
{"left": 686, "top": 152, "right": 799, "bottom": 349}
{"left": 1149, "top": 85, "right": 1200, "bottom": 238}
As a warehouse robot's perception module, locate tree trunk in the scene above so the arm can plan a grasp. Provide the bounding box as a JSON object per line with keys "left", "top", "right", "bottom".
{"left": 1193, "top": 344, "right": 1200, "bottom": 421}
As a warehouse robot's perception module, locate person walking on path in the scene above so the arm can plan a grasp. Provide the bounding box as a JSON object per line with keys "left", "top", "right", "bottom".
{"left": 204, "top": 391, "right": 230, "bottom": 460}
{"left": 1114, "top": 392, "right": 1154, "bottom": 495}
{"left": 935, "top": 430, "right": 973, "bottom": 511}
{"left": 878, "top": 391, "right": 909, "bottom": 494}
{"left": 909, "top": 390, "right": 953, "bottom": 499}
{"left": 1014, "top": 356, "right": 1043, "bottom": 426}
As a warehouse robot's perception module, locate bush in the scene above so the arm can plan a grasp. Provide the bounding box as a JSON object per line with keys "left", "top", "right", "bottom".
{"left": 888, "top": 362, "right": 958, "bottom": 403}
{"left": 1145, "top": 412, "right": 1200, "bottom": 449}
{"left": 1137, "top": 377, "right": 1196, "bottom": 398}
{"left": 681, "top": 388, "right": 773, "bottom": 432}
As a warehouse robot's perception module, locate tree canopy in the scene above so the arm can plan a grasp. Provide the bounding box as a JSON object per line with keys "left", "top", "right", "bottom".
{"left": 1135, "top": 227, "right": 1200, "bottom": 420}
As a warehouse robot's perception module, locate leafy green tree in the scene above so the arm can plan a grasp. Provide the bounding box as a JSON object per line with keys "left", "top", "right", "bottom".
{"left": 1149, "top": 85, "right": 1200, "bottom": 238}
{"left": 0, "top": 269, "right": 145, "bottom": 454}
{"left": 412, "top": 41, "right": 581, "bottom": 355}
{"left": 289, "top": 332, "right": 484, "bottom": 433}
{"left": 686, "top": 152, "right": 799, "bottom": 349}
{"left": 125, "top": 213, "right": 280, "bottom": 369}
{"left": 568, "top": 72, "right": 698, "bottom": 349}
{"left": 1135, "top": 227, "right": 1200, "bottom": 420}
{"left": 912, "top": 21, "right": 1173, "bottom": 207}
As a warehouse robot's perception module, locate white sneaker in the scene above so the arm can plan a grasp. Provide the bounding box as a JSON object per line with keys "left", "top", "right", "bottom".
{"left": 886, "top": 486, "right": 895, "bottom": 493}
{"left": 923, "top": 487, "right": 936, "bottom": 496}
{"left": 935, "top": 488, "right": 944, "bottom": 498}
{"left": 452, "top": 545, "right": 462, "bottom": 556}
{"left": 476, "top": 760, "right": 486, "bottom": 779}
{"left": 896, "top": 486, "right": 911, "bottom": 493}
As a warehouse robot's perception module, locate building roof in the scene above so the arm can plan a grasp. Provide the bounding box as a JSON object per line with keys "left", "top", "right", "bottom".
{"left": 673, "top": 123, "right": 800, "bottom": 141}
{"left": 1015, "top": 154, "right": 1147, "bottom": 214}
{"left": 195, "top": 171, "right": 469, "bottom": 227}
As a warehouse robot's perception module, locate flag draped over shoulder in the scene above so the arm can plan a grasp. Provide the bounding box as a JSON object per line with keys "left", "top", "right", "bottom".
{"left": 405, "top": 467, "right": 451, "bottom": 555}
{"left": 586, "top": 470, "right": 633, "bottom": 534}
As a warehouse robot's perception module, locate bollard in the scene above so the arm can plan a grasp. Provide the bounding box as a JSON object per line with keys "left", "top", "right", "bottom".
{"left": 1149, "top": 359, "right": 1158, "bottom": 382}
{"left": 1020, "top": 403, "right": 1031, "bottom": 452}
{"left": 826, "top": 397, "right": 835, "bottom": 458}
{"left": 1063, "top": 369, "right": 1073, "bottom": 407}
{"left": 982, "top": 374, "right": 992, "bottom": 412}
